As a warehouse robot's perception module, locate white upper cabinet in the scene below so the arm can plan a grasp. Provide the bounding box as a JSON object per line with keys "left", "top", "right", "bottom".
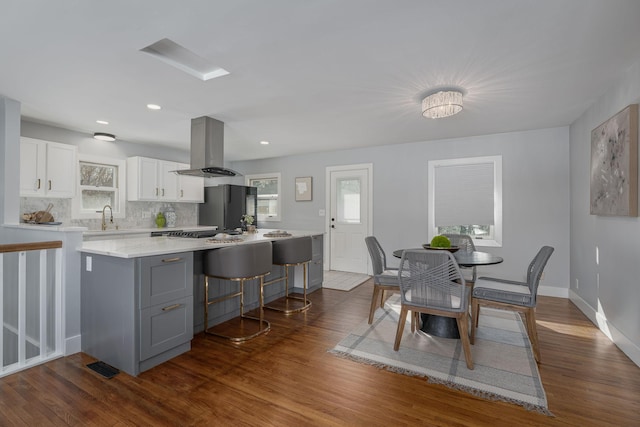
{"left": 176, "top": 163, "right": 204, "bottom": 203}
{"left": 127, "top": 157, "right": 200, "bottom": 202}
{"left": 20, "top": 137, "right": 77, "bottom": 198}
{"left": 159, "top": 160, "right": 179, "bottom": 201}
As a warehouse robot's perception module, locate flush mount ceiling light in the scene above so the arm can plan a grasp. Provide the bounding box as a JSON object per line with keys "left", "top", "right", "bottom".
{"left": 422, "top": 90, "right": 463, "bottom": 119}
{"left": 93, "top": 132, "right": 116, "bottom": 142}
{"left": 147, "top": 103, "right": 162, "bottom": 110}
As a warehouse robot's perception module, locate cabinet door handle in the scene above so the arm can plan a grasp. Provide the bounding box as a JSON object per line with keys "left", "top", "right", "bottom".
{"left": 162, "top": 303, "right": 182, "bottom": 312}
{"left": 48, "top": 180, "right": 52, "bottom": 190}
{"left": 36, "top": 178, "right": 41, "bottom": 190}
{"left": 155, "top": 187, "right": 159, "bottom": 196}
{"left": 162, "top": 188, "right": 165, "bottom": 196}
{"left": 180, "top": 189, "right": 183, "bottom": 198}
{"left": 161, "top": 257, "right": 183, "bottom": 263}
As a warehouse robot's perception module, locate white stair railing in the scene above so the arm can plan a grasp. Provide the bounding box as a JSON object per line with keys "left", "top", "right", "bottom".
{"left": 0, "top": 240, "right": 63, "bottom": 377}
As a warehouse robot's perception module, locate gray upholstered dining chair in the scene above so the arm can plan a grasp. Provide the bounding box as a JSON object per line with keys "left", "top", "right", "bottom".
{"left": 442, "top": 234, "right": 477, "bottom": 285}
{"left": 365, "top": 236, "right": 412, "bottom": 327}
{"left": 470, "top": 246, "right": 554, "bottom": 363}
{"left": 393, "top": 249, "right": 473, "bottom": 369}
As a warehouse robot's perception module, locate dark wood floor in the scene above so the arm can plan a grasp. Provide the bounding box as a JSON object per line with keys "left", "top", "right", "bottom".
{"left": 1, "top": 279, "right": 639, "bottom": 426}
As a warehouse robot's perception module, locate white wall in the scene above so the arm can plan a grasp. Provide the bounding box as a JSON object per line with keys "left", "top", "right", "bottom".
{"left": 569, "top": 58, "right": 640, "bottom": 365}
{"left": 231, "top": 126, "right": 571, "bottom": 296}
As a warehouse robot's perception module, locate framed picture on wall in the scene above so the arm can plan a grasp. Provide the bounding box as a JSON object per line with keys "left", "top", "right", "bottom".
{"left": 295, "top": 177, "right": 312, "bottom": 201}
{"left": 590, "top": 104, "right": 638, "bottom": 216}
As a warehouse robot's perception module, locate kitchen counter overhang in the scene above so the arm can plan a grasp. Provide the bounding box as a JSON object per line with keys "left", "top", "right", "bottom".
{"left": 78, "top": 229, "right": 323, "bottom": 258}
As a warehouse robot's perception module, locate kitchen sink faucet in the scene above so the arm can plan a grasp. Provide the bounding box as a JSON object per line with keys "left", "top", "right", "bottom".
{"left": 101, "top": 205, "right": 113, "bottom": 231}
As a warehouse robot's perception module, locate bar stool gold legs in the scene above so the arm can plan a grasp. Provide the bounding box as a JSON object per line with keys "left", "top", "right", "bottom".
{"left": 203, "top": 241, "right": 272, "bottom": 342}
{"left": 264, "top": 261, "right": 312, "bottom": 314}
{"left": 264, "top": 236, "right": 313, "bottom": 314}
{"left": 204, "top": 274, "right": 270, "bottom": 342}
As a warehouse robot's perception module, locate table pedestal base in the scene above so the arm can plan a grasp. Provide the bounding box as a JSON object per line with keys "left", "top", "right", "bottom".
{"left": 420, "top": 314, "right": 460, "bottom": 339}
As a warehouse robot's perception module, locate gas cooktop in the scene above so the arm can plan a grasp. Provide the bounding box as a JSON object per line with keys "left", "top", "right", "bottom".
{"left": 166, "top": 229, "right": 241, "bottom": 238}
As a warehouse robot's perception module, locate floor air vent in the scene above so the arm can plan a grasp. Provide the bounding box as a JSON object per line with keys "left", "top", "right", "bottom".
{"left": 86, "top": 361, "right": 120, "bottom": 379}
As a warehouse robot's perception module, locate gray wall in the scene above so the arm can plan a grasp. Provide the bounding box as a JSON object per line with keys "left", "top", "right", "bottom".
{"left": 21, "top": 120, "right": 190, "bottom": 163}
{"left": 569, "top": 57, "right": 640, "bottom": 365}
{"left": 231, "top": 126, "right": 571, "bottom": 296}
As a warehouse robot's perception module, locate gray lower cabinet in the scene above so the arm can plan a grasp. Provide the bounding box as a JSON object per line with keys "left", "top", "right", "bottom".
{"left": 81, "top": 251, "right": 193, "bottom": 376}
{"left": 309, "top": 234, "right": 324, "bottom": 291}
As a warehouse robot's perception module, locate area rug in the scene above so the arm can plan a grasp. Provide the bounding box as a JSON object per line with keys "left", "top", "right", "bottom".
{"left": 329, "top": 295, "right": 551, "bottom": 415}
{"left": 322, "top": 270, "right": 370, "bottom": 291}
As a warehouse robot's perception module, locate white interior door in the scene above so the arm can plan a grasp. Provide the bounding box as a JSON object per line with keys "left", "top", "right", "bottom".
{"left": 327, "top": 165, "right": 372, "bottom": 273}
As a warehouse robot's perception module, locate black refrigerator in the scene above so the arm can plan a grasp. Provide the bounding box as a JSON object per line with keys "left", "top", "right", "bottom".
{"left": 198, "top": 184, "right": 258, "bottom": 230}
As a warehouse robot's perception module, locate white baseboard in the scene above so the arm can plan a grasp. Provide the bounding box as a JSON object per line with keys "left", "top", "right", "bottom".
{"left": 65, "top": 334, "right": 81, "bottom": 356}
{"left": 569, "top": 290, "right": 640, "bottom": 368}
{"left": 538, "top": 285, "right": 569, "bottom": 298}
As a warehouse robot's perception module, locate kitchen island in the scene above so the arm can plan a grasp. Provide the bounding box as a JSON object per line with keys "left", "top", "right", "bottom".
{"left": 79, "top": 230, "right": 324, "bottom": 376}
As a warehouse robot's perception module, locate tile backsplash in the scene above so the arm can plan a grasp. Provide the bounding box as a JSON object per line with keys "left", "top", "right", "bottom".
{"left": 20, "top": 198, "right": 198, "bottom": 230}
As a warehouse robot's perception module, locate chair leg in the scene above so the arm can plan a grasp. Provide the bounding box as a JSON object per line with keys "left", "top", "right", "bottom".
{"left": 379, "top": 290, "right": 385, "bottom": 308}
{"left": 368, "top": 285, "right": 381, "bottom": 324}
{"left": 524, "top": 307, "right": 541, "bottom": 363}
{"left": 456, "top": 313, "right": 474, "bottom": 370}
{"left": 410, "top": 310, "right": 415, "bottom": 333}
{"left": 393, "top": 306, "right": 409, "bottom": 351}
{"left": 470, "top": 298, "right": 480, "bottom": 344}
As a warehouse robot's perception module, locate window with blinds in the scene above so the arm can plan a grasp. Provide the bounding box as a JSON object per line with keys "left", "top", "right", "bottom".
{"left": 428, "top": 156, "right": 502, "bottom": 247}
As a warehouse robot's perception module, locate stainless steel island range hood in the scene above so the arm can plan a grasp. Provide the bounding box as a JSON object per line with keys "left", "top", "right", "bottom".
{"left": 175, "top": 116, "right": 239, "bottom": 177}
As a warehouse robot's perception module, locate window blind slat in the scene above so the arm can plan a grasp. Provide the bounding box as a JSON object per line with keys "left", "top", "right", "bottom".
{"left": 434, "top": 162, "right": 494, "bottom": 226}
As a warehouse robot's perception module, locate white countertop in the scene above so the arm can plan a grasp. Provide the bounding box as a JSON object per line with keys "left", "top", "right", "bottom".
{"left": 78, "top": 229, "right": 323, "bottom": 258}
{"left": 4, "top": 223, "right": 218, "bottom": 235}
{"left": 82, "top": 225, "right": 218, "bottom": 237}
{"left": 4, "top": 223, "right": 87, "bottom": 232}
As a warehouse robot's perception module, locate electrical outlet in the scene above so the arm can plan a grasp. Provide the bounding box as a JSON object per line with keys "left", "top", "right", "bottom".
{"left": 575, "top": 278, "right": 579, "bottom": 289}
{"left": 142, "top": 212, "right": 151, "bottom": 219}
{"left": 86, "top": 256, "right": 92, "bottom": 272}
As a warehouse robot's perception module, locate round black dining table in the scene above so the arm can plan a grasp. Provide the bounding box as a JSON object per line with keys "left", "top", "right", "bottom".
{"left": 392, "top": 248, "right": 503, "bottom": 339}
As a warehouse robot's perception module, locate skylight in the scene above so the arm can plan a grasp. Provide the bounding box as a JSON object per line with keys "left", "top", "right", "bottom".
{"left": 140, "top": 38, "right": 229, "bottom": 81}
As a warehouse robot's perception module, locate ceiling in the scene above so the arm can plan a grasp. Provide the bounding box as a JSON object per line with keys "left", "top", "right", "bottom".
{"left": 2, "top": 1, "right": 640, "bottom": 162}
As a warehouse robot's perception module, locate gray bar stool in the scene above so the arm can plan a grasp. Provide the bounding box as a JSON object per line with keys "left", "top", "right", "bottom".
{"left": 264, "top": 236, "right": 312, "bottom": 314}
{"left": 204, "top": 241, "right": 272, "bottom": 342}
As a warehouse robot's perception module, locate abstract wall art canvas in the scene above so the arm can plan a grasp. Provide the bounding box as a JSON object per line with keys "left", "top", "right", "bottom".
{"left": 590, "top": 104, "right": 638, "bottom": 216}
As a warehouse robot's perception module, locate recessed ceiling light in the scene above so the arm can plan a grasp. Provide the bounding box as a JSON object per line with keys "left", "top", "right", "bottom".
{"left": 260, "top": 140, "right": 270, "bottom": 145}
{"left": 94, "top": 132, "right": 116, "bottom": 142}
{"left": 147, "top": 104, "right": 162, "bottom": 110}
{"left": 96, "top": 120, "right": 109, "bottom": 125}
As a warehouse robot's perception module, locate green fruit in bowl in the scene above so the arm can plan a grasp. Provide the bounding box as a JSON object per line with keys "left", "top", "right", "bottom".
{"left": 430, "top": 235, "right": 451, "bottom": 248}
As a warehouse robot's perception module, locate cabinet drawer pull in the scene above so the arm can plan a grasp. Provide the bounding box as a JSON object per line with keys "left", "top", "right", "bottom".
{"left": 48, "top": 180, "right": 52, "bottom": 190}
{"left": 36, "top": 178, "right": 41, "bottom": 190}
{"left": 156, "top": 187, "right": 159, "bottom": 196}
{"left": 161, "top": 257, "right": 183, "bottom": 263}
{"left": 162, "top": 303, "right": 182, "bottom": 312}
